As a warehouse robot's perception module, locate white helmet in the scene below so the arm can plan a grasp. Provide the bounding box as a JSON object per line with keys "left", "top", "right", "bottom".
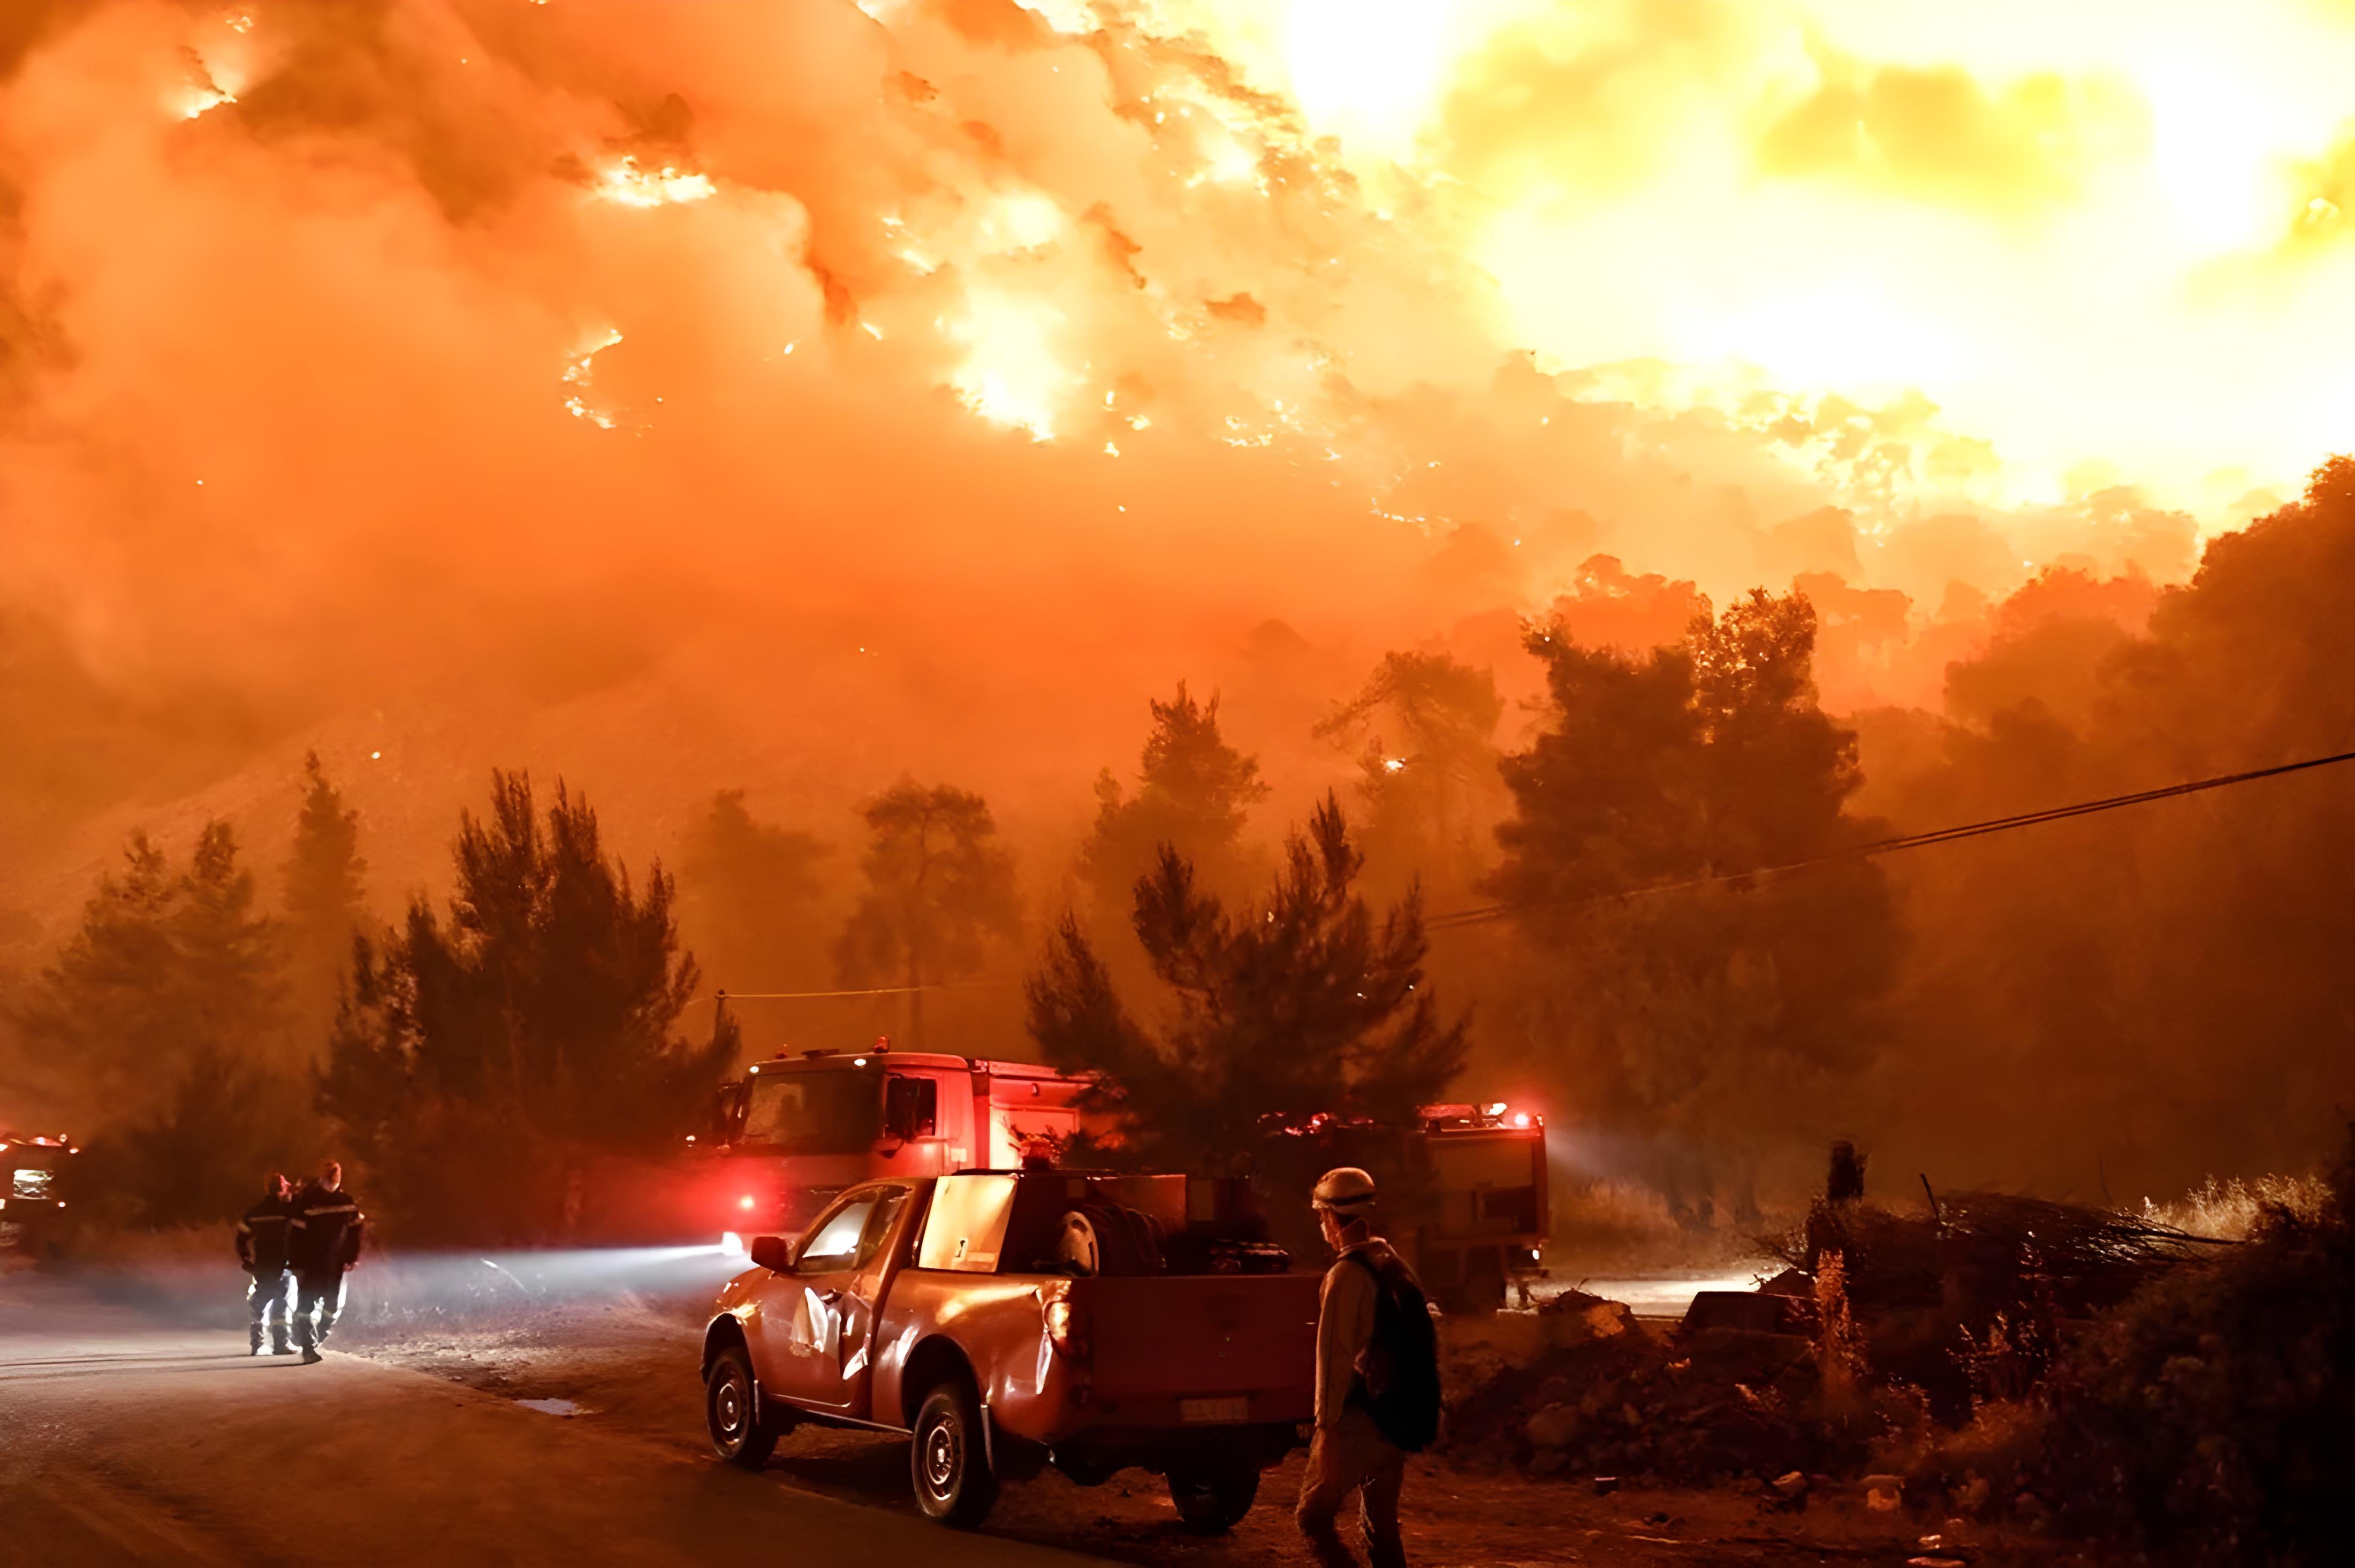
{"left": 1311, "top": 1167, "right": 1377, "bottom": 1214}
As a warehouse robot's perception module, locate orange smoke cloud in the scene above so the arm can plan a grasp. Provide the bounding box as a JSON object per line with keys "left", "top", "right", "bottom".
{"left": 0, "top": 0, "right": 2337, "bottom": 920}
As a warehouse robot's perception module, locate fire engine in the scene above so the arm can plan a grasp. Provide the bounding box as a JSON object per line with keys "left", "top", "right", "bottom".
{"left": 0, "top": 1131, "right": 80, "bottom": 1258}
{"left": 692, "top": 1045, "right": 1100, "bottom": 1252}
{"left": 690, "top": 1045, "right": 1551, "bottom": 1309}
{"left": 1407, "top": 1101, "right": 1551, "bottom": 1310}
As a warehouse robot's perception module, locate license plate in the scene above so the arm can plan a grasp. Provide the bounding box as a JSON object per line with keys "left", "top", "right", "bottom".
{"left": 1179, "top": 1397, "right": 1249, "bottom": 1424}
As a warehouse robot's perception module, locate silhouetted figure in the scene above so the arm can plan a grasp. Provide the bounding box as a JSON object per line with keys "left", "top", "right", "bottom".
{"left": 1827, "top": 1140, "right": 1867, "bottom": 1203}
{"left": 287, "top": 1160, "right": 366, "bottom": 1364}
{"left": 1296, "top": 1167, "right": 1440, "bottom": 1568}
{"left": 1806, "top": 1140, "right": 1869, "bottom": 1272}
{"left": 235, "top": 1173, "right": 295, "bottom": 1356}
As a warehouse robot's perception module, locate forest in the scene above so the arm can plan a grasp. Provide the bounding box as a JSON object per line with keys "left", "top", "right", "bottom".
{"left": 5, "top": 458, "right": 2346, "bottom": 1240}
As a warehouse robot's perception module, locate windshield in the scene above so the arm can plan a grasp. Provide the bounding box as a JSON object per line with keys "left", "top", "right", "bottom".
{"left": 736, "top": 1070, "right": 882, "bottom": 1155}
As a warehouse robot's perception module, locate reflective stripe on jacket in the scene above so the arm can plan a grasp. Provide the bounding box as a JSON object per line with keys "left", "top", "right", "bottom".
{"left": 287, "top": 1185, "right": 366, "bottom": 1273}
{"left": 236, "top": 1196, "right": 296, "bottom": 1272}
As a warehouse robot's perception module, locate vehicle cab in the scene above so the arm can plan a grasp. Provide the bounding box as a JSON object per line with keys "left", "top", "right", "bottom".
{"left": 700, "top": 1167, "right": 1316, "bottom": 1532}
{"left": 695, "top": 1049, "right": 1096, "bottom": 1248}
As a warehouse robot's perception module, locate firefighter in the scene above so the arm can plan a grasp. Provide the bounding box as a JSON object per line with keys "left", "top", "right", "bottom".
{"left": 1295, "top": 1166, "right": 1440, "bottom": 1568}
{"left": 286, "top": 1160, "right": 366, "bottom": 1364}
{"left": 234, "top": 1173, "right": 296, "bottom": 1356}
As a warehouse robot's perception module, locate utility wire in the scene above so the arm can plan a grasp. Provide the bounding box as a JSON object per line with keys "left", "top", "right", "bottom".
{"left": 700, "top": 748, "right": 2355, "bottom": 987}
{"left": 709, "top": 978, "right": 1020, "bottom": 1002}
{"left": 1424, "top": 745, "right": 2355, "bottom": 933}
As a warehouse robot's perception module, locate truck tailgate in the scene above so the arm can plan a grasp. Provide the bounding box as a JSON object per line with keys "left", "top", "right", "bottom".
{"left": 1077, "top": 1274, "right": 1320, "bottom": 1412}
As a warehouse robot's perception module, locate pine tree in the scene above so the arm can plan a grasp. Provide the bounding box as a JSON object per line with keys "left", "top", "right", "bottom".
{"left": 280, "top": 751, "right": 369, "bottom": 1053}
{"left": 835, "top": 782, "right": 1021, "bottom": 1049}
{"left": 675, "top": 789, "right": 831, "bottom": 993}
{"left": 1315, "top": 652, "right": 1504, "bottom": 896}
{"left": 1078, "top": 683, "right": 1267, "bottom": 923}
{"left": 6, "top": 823, "right": 299, "bottom": 1222}
{"left": 317, "top": 772, "right": 732, "bottom": 1242}
{"left": 1487, "top": 589, "right": 1896, "bottom": 1218}
{"left": 1030, "top": 793, "right": 1467, "bottom": 1173}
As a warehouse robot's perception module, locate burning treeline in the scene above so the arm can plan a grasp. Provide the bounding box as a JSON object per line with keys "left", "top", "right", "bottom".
{"left": 0, "top": 3, "right": 2350, "bottom": 1231}
{"left": 6, "top": 459, "right": 2351, "bottom": 1239}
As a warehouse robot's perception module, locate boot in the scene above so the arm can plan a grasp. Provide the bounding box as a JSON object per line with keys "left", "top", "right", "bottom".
{"left": 272, "top": 1333, "right": 293, "bottom": 1356}
{"left": 300, "top": 1344, "right": 323, "bottom": 1364}
{"left": 250, "top": 1325, "right": 267, "bottom": 1356}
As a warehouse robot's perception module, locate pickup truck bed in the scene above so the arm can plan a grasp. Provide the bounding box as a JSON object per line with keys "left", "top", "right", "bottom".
{"left": 700, "top": 1169, "right": 1320, "bottom": 1531}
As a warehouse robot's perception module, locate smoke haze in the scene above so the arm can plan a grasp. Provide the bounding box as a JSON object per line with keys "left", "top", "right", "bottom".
{"left": 1, "top": 1, "right": 2348, "bottom": 1203}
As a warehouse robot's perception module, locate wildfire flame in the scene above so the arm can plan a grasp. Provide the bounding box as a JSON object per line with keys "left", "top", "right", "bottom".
{"left": 596, "top": 157, "right": 716, "bottom": 209}
{"left": 561, "top": 329, "right": 625, "bottom": 429}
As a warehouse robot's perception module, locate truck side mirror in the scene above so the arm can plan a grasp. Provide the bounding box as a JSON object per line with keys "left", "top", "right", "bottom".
{"left": 748, "top": 1234, "right": 792, "bottom": 1273}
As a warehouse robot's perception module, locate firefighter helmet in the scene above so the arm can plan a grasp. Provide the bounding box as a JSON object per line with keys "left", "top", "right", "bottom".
{"left": 1311, "top": 1166, "right": 1378, "bottom": 1213}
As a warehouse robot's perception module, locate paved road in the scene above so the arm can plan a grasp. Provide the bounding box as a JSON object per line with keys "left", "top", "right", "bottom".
{"left": 0, "top": 1272, "right": 1101, "bottom": 1568}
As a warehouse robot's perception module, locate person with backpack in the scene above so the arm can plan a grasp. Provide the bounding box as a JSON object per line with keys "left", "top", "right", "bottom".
{"left": 1295, "top": 1166, "right": 1440, "bottom": 1568}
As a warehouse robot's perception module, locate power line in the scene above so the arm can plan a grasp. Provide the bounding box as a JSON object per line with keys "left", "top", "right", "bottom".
{"left": 694, "top": 748, "right": 2355, "bottom": 984}
{"left": 1425, "top": 745, "right": 2355, "bottom": 933}
{"left": 709, "top": 978, "right": 1020, "bottom": 1002}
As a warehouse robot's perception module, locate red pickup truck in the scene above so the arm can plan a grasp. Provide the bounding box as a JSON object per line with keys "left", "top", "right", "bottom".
{"left": 698, "top": 1168, "right": 1320, "bottom": 1531}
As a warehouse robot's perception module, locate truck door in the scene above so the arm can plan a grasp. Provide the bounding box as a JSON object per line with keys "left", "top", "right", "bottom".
{"left": 765, "top": 1182, "right": 914, "bottom": 1414}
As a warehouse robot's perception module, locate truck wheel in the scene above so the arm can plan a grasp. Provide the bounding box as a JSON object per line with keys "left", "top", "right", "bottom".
{"left": 1167, "top": 1462, "right": 1259, "bottom": 1534}
{"left": 912, "top": 1382, "right": 999, "bottom": 1527}
{"left": 705, "top": 1344, "right": 777, "bottom": 1470}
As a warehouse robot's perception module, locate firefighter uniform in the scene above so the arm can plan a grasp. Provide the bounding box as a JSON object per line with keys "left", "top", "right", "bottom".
{"left": 235, "top": 1191, "right": 296, "bottom": 1354}
{"left": 1298, "top": 1168, "right": 1412, "bottom": 1568}
{"left": 287, "top": 1179, "right": 365, "bottom": 1359}
{"left": 1298, "top": 1235, "right": 1410, "bottom": 1568}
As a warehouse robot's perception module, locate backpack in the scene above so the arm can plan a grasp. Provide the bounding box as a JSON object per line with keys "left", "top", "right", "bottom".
{"left": 1343, "top": 1249, "right": 1443, "bottom": 1452}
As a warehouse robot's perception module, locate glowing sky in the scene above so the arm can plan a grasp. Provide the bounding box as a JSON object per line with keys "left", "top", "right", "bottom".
{"left": 1232, "top": 0, "right": 2355, "bottom": 508}
{"left": 4, "top": 0, "right": 2349, "bottom": 730}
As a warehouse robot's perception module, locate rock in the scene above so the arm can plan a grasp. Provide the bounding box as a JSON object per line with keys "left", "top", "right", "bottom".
{"left": 1539, "top": 1289, "right": 1607, "bottom": 1315}
{"left": 1529, "top": 1374, "right": 1575, "bottom": 1408}
{"left": 1591, "top": 1475, "right": 1620, "bottom": 1496}
{"left": 1864, "top": 1473, "right": 1905, "bottom": 1513}
{"left": 1949, "top": 1474, "right": 1991, "bottom": 1517}
{"left": 1523, "top": 1403, "right": 1584, "bottom": 1450}
{"left": 1771, "top": 1470, "right": 1807, "bottom": 1498}
{"left": 1683, "top": 1289, "right": 1818, "bottom": 1335}
{"left": 1538, "top": 1293, "right": 1637, "bottom": 1349}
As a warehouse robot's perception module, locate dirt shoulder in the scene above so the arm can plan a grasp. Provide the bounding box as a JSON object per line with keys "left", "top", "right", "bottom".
{"left": 345, "top": 1298, "right": 2109, "bottom": 1567}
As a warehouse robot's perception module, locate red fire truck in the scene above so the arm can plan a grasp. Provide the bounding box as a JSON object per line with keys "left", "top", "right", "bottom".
{"left": 691, "top": 1046, "right": 1100, "bottom": 1252}
{"left": 691, "top": 1046, "right": 1549, "bottom": 1310}
{"left": 0, "top": 1131, "right": 80, "bottom": 1259}
{"left": 1408, "top": 1101, "right": 1551, "bottom": 1311}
